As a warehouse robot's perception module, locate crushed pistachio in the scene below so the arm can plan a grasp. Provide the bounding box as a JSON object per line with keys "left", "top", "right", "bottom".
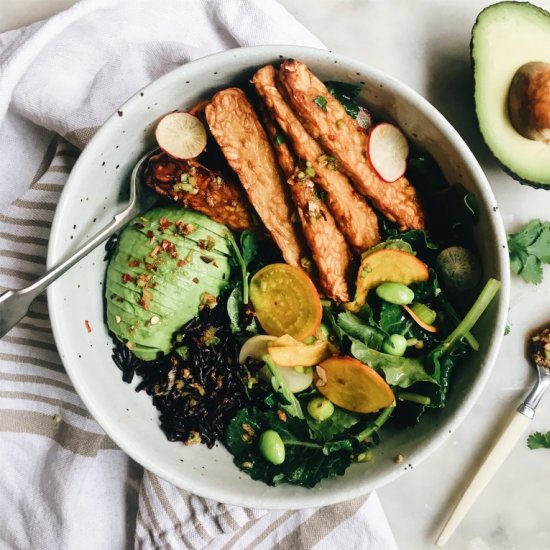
{"left": 300, "top": 256, "right": 313, "bottom": 271}
{"left": 185, "top": 431, "right": 202, "bottom": 445}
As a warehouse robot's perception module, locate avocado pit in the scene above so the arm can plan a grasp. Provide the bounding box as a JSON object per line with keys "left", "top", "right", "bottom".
{"left": 508, "top": 61, "right": 550, "bottom": 142}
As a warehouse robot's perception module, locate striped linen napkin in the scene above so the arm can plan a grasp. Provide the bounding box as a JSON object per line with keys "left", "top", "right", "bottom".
{"left": 0, "top": 1, "right": 398, "bottom": 548}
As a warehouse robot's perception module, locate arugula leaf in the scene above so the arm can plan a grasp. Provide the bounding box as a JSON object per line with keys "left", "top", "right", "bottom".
{"left": 350, "top": 339, "right": 437, "bottom": 388}
{"left": 226, "top": 232, "right": 249, "bottom": 303}
{"left": 337, "top": 311, "right": 385, "bottom": 349}
{"left": 527, "top": 431, "right": 550, "bottom": 450}
{"left": 263, "top": 356, "right": 304, "bottom": 419}
{"left": 274, "top": 132, "right": 285, "bottom": 146}
{"left": 240, "top": 230, "right": 260, "bottom": 266}
{"left": 322, "top": 306, "right": 344, "bottom": 345}
{"left": 508, "top": 220, "right": 550, "bottom": 284}
{"left": 225, "top": 408, "right": 353, "bottom": 487}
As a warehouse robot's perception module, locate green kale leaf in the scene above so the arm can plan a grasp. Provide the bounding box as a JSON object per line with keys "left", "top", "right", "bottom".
{"left": 225, "top": 408, "right": 354, "bottom": 487}
{"left": 378, "top": 302, "right": 412, "bottom": 336}
{"left": 305, "top": 404, "right": 360, "bottom": 442}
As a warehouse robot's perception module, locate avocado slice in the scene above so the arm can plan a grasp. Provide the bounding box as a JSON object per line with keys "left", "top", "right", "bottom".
{"left": 472, "top": 1, "right": 550, "bottom": 188}
{"left": 105, "top": 206, "right": 232, "bottom": 360}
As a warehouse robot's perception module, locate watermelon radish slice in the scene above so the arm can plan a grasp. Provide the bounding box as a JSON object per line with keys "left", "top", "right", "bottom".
{"left": 368, "top": 122, "right": 409, "bottom": 182}
{"left": 155, "top": 112, "right": 207, "bottom": 159}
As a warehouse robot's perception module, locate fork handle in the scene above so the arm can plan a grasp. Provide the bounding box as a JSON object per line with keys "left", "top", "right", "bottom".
{"left": 436, "top": 411, "right": 531, "bottom": 547}
{"left": 0, "top": 205, "right": 135, "bottom": 338}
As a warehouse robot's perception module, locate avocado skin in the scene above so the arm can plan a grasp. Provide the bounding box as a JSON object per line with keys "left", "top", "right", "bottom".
{"left": 470, "top": 1, "right": 550, "bottom": 190}
{"left": 105, "top": 206, "right": 232, "bottom": 360}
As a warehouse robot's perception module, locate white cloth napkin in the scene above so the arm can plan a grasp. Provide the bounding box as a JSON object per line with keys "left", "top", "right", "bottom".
{"left": 0, "top": 1, "right": 398, "bottom": 548}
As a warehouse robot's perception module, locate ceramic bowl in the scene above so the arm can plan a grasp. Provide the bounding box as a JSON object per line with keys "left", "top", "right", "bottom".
{"left": 47, "top": 45, "right": 510, "bottom": 509}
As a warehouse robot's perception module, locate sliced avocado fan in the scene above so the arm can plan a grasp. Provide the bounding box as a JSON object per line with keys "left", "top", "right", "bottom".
{"left": 105, "top": 206, "right": 232, "bottom": 360}
{"left": 472, "top": 1, "right": 550, "bottom": 188}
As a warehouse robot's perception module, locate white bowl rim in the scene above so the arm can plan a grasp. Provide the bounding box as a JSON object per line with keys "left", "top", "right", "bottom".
{"left": 47, "top": 44, "right": 510, "bottom": 509}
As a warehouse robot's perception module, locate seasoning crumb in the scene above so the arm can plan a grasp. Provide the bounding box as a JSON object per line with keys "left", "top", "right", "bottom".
{"left": 150, "top": 315, "right": 160, "bottom": 325}
{"left": 115, "top": 315, "right": 121, "bottom": 324}
{"left": 84, "top": 320, "right": 92, "bottom": 333}
{"left": 52, "top": 414, "right": 62, "bottom": 424}
{"left": 394, "top": 453, "right": 405, "bottom": 464}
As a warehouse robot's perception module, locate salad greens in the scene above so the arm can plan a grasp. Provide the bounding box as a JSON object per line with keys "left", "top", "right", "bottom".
{"left": 224, "top": 218, "right": 500, "bottom": 486}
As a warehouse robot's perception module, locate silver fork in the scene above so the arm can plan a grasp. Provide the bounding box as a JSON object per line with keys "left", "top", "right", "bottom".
{"left": 0, "top": 148, "right": 158, "bottom": 338}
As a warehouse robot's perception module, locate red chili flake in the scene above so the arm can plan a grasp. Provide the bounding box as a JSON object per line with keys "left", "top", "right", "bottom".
{"left": 138, "top": 298, "right": 150, "bottom": 310}
{"left": 133, "top": 222, "right": 144, "bottom": 230}
{"left": 84, "top": 320, "right": 92, "bottom": 333}
{"left": 177, "top": 260, "right": 186, "bottom": 267}
{"left": 328, "top": 134, "right": 336, "bottom": 141}
{"left": 146, "top": 230, "right": 154, "bottom": 239}
{"left": 149, "top": 245, "right": 161, "bottom": 257}
{"left": 159, "top": 217, "right": 173, "bottom": 231}
{"left": 121, "top": 273, "right": 134, "bottom": 283}
{"left": 128, "top": 260, "right": 139, "bottom": 267}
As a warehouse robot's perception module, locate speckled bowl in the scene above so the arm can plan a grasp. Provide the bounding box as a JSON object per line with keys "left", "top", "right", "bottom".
{"left": 47, "top": 45, "right": 510, "bottom": 509}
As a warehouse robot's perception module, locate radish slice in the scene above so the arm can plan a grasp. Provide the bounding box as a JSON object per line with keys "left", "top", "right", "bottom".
{"left": 368, "top": 122, "right": 409, "bottom": 182}
{"left": 155, "top": 112, "right": 207, "bottom": 159}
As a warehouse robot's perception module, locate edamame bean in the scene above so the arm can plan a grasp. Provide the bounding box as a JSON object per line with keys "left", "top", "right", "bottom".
{"left": 307, "top": 397, "right": 335, "bottom": 422}
{"left": 375, "top": 282, "right": 415, "bottom": 305}
{"left": 382, "top": 334, "right": 408, "bottom": 356}
{"left": 259, "top": 430, "right": 285, "bottom": 465}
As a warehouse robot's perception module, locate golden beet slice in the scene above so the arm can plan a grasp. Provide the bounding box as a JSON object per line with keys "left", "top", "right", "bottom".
{"left": 315, "top": 356, "right": 394, "bottom": 414}
{"left": 250, "top": 263, "right": 322, "bottom": 341}
{"left": 267, "top": 334, "right": 330, "bottom": 367}
{"left": 347, "top": 249, "right": 429, "bottom": 312}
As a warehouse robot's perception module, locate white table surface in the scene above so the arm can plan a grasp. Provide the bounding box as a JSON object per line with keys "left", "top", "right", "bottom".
{"left": 2, "top": 1, "right": 550, "bottom": 549}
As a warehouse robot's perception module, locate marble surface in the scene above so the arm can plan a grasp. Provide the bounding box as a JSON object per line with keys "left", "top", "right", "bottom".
{"left": 2, "top": 1, "right": 550, "bottom": 549}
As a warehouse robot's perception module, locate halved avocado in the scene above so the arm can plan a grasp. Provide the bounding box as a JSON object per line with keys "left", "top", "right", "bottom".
{"left": 472, "top": 1, "right": 550, "bottom": 188}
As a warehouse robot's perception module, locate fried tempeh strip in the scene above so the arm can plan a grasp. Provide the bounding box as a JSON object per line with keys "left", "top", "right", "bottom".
{"left": 279, "top": 60, "right": 426, "bottom": 231}
{"left": 257, "top": 101, "right": 296, "bottom": 178}
{"left": 144, "top": 151, "right": 255, "bottom": 231}
{"left": 205, "top": 88, "right": 307, "bottom": 267}
{"left": 253, "top": 65, "right": 380, "bottom": 251}
{"left": 287, "top": 173, "right": 351, "bottom": 301}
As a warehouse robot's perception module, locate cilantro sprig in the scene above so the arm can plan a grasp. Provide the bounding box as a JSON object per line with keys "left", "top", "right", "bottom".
{"left": 527, "top": 431, "right": 550, "bottom": 450}
{"left": 508, "top": 219, "right": 550, "bottom": 284}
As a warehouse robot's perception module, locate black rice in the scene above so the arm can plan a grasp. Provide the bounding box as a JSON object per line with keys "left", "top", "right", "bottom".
{"left": 111, "top": 296, "right": 249, "bottom": 448}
